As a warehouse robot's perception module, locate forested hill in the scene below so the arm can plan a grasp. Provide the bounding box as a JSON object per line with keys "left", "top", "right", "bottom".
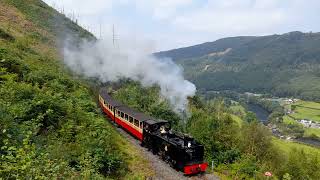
{"left": 156, "top": 31, "right": 320, "bottom": 100}
{"left": 0, "top": 0, "right": 151, "bottom": 178}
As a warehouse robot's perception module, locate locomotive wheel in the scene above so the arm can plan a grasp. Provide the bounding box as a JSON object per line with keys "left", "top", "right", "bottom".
{"left": 169, "top": 159, "right": 176, "bottom": 168}
{"left": 152, "top": 149, "right": 157, "bottom": 155}
{"left": 159, "top": 150, "right": 166, "bottom": 160}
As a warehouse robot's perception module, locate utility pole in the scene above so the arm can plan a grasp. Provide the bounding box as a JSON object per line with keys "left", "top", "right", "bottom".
{"left": 112, "top": 24, "right": 115, "bottom": 46}
{"left": 112, "top": 24, "right": 120, "bottom": 47}
{"left": 72, "top": 11, "right": 75, "bottom": 22}
{"left": 99, "top": 23, "right": 102, "bottom": 40}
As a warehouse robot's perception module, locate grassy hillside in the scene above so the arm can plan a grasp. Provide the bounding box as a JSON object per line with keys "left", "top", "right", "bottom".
{"left": 0, "top": 0, "right": 152, "bottom": 179}
{"left": 157, "top": 32, "right": 320, "bottom": 101}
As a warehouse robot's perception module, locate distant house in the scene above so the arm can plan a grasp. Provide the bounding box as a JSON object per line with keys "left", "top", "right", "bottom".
{"left": 284, "top": 99, "right": 299, "bottom": 104}
{"left": 244, "top": 92, "right": 262, "bottom": 97}
{"left": 286, "top": 109, "right": 293, "bottom": 114}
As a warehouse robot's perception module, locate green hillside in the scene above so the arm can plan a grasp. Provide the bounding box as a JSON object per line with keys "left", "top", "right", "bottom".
{"left": 157, "top": 31, "right": 320, "bottom": 100}
{"left": 0, "top": 0, "right": 152, "bottom": 179}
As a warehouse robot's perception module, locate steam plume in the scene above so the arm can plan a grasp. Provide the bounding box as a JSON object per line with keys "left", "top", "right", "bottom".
{"left": 63, "top": 38, "right": 196, "bottom": 112}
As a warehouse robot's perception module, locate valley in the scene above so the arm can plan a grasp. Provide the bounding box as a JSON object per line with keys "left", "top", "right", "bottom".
{"left": 222, "top": 91, "right": 320, "bottom": 146}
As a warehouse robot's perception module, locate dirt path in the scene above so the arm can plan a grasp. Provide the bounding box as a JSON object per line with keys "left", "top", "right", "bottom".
{"left": 115, "top": 125, "right": 219, "bottom": 180}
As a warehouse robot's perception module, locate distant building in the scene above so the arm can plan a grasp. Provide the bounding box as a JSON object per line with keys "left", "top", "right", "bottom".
{"left": 283, "top": 98, "right": 298, "bottom": 105}
{"left": 244, "top": 92, "right": 262, "bottom": 97}
{"left": 298, "top": 119, "right": 320, "bottom": 129}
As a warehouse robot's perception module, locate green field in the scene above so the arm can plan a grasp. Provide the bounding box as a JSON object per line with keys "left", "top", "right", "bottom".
{"left": 272, "top": 138, "right": 320, "bottom": 155}
{"left": 304, "top": 128, "right": 320, "bottom": 138}
{"left": 296, "top": 101, "right": 320, "bottom": 109}
{"left": 290, "top": 101, "right": 320, "bottom": 122}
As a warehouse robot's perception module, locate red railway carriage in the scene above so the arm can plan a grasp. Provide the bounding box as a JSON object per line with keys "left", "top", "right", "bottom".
{"left": 99, "top": 90, "right": 152, "bottom": 140}
{"left": 99, "top": 89, "right": 208, "bottom": 175}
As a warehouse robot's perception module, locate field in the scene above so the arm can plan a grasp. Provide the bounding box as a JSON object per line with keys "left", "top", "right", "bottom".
{"left": 290, "top": 101, "right": 320, "bottom": 122}
{"left": 304, "top": 128, "right": 320, "bottom": 138}
{"left": 272, "top": 138, "right": 320, "bottom": 155}
{"left": 295, "top": 101, "right": 320, "bottom": 109}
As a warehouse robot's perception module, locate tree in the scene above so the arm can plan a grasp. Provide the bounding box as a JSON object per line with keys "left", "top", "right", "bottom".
{"left": 244, "top": 112, "right": 258, "bottom": 123}
{"left": 241, "top": 122, "right": 272, "bottom": 160}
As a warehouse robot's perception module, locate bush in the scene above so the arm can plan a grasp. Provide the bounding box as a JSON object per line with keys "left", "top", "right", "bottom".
{"left": 0, "top": 28, "right": 14, "bottom": 41}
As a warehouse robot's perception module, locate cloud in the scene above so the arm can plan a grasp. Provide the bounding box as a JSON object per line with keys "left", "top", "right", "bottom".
{"left": 135, "top": 0, "right": 193, "bottom": 20}
{"left": 173, "top": 0, "right": 285, "bottom": 34}
{"left": 44, "top": 0, "right": 192, "bottom": 18}
{"left": 44, "top": 0, "right": 113, "bottom": 15}
{"left": 173, "top": 0, "right": 320, "bottom": 36}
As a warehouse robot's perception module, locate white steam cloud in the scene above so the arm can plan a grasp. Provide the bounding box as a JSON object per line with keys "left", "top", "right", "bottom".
{"left": 63, "top": 38, "right": 196, "bottom": 112}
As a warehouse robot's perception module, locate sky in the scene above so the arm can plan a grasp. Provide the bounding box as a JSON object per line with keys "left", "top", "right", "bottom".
{"left": 43, "top": 0, "right": 320, "bottom": 51}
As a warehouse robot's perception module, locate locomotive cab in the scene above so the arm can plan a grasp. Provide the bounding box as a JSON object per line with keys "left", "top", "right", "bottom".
{"left": 143, "top": 119, "right": 171, "bottom": 133}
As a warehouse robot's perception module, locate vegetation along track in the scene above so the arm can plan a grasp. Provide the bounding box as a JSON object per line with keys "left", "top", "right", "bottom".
{"left": 109, "top": 121, "right": 219, "bottom": 180}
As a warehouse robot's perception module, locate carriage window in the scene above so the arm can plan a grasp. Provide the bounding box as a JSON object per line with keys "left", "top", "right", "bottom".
{"left": 134, "top": 119, "right": 139, "bottom": 127}
{"left": 110, "top": 106, "right": 113, "bottom": 111}
{"left": 117, "top": 110, "right": 120, "bottom": 116}
{"left": 140, "top": 122, "right": 143, "bottom": 129}
{"left": 121, "top": 112, "right": 124, "bottom": 118}
{"left": 129, "top": 117, "right": 133, "bottom": 123}
{"left": 125, "top": 114, "right": 128, "bottom": 120}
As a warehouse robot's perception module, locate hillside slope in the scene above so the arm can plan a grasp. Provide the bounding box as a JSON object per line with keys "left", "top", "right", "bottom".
{"left": 0, "top": 0, "right": 152, "bottom": 179}
{"left": 157, "top": 32, "right": 320, "bottom": 100}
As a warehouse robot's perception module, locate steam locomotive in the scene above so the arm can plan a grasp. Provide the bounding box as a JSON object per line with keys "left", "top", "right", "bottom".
{"left": 99, "top": 89, "right": 208, "bottom": 175}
